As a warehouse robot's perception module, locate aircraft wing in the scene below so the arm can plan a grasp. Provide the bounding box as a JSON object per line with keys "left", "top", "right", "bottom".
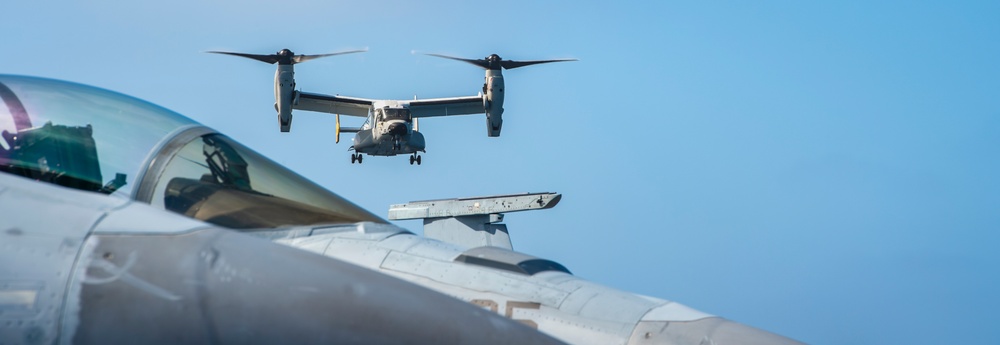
{"left": 294, "top": 91, "right": 373, "bottom": 117}
{"left": 407, "top": 95, "right": 485, "bottom": 118}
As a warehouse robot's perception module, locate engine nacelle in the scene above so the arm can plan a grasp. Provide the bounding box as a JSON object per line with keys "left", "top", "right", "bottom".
{"left": 484, "top": 70, "right": 505, "bottom": 137}
{"left": 274, "top": 64, "right": 295, "bottom": 132}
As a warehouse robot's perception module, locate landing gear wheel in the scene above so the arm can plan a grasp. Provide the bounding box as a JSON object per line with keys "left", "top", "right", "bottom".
{"left": 351, "top": 154, "right": 357, "bottom": 164}
{"left": 416, "top": 155, "right": 422, "bottom": 165}
{"left": 357, "top": 154, "right": 363, "bottom": 164}
{"left": 409, "top": 155, "right": 415, "bottom": 165}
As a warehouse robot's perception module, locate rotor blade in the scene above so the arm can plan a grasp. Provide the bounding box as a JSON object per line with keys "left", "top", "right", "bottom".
{"left": 501, "top": 58, "right": 578, "bottom": 69}
{"left": 207, "top": 51, "right": 280, "bottom": 64}
{"left": 293, "top": 49, "right": 368, "bottom": 64}
{"left": 424, "top": 53, "right": 490, "bottom": 69}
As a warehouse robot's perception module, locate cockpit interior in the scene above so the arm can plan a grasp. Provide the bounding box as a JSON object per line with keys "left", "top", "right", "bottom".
{"left": 0, "top": 75, "right": 383, "bottom": 229}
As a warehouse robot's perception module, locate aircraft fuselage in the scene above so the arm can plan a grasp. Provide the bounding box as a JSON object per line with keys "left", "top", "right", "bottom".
{"left": 350, "top": 101, "right": 426, "bottom": 159}
{"left": 263, "top": 222, "right": 805, "bottom": 345}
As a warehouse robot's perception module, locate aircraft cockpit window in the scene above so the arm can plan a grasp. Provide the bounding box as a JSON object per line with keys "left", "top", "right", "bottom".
{"left": 144, "top": 133, "right": 385, "bottom": 229}
{"left": 0, "top": 75, "right": 386, "bottom": 230}
{"left": 382, "top": 108, "right": 411, "bottom": 121}
{"left": 1, "top": 122, "right": 123, "bottom": 194}
{"left": 0, "top": 75, "right": 196, "bottom": 197}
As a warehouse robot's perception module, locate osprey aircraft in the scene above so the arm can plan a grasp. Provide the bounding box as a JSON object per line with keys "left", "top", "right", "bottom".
{"left": 0, "top": 74, "right": 805, "bottom": 344}
{"left": 208, "top": 49, "right": 575, "bottom": 165}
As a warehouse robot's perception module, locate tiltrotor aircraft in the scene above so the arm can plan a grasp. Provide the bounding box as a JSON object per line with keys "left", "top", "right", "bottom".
{"left": 0, "top": 74, "right": 805, "bottom": 344}
{"left": 0, "top": 75, "right": 562, "bottom": 345}
{"left": 209, "top": 48, "right": 575, "bottom": 165}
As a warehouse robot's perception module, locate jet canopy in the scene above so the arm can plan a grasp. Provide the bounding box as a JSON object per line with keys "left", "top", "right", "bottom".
{"left": 0, "top": 75, "right": 383, "bottom": 229}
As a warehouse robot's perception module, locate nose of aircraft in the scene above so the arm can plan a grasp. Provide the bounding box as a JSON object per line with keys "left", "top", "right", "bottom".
{"left": 387, "top": 122, "right": 407, "bottom": 136}
{"left": 72, "top": 228, "right": 564, "bottom": 345}
{"left": 630, "top": 317, "right": 804, "bottom": 345}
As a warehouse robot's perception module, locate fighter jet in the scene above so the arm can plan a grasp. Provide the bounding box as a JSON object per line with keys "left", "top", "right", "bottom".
{"left": 255, "top": 197, "right": 806, "bottom": 345}
{"left": 0, "top": 74, "right": 804, "bottom": 344}
{"left": 0, "top": 75, "right": 564, "bottom": 345}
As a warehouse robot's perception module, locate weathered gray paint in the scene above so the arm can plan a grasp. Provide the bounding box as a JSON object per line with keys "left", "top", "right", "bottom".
{"left": 627, "top": 318, "right": 803, "bottom": 345}
{"left": 389, "top": 192, "right": 561, "bottom": 220}
{"left": 388, "top": 193, "right": 560, "bottom": 249}
{"left": 0, "top": 175, "right": 116, "bottom": 345}
{"left": 0, "top": 173, "right": 566, "bottom": 345}
{"left": 424, "top": 216, "right": 513, "bottom": 249}
{"left": 265, "top": 221, "right": 804, "bottom": 345}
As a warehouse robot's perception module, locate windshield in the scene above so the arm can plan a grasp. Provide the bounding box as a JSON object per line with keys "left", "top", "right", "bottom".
{"left": 0, "top": 75, "right": 197, "bottom": 197}
{"left": 0, "top": 74, "right": 385, "bottom": 229}
{"left": 145, "top": 132, "right": 383, "bottom": 228}
{"left": 383, "top": 108, "right": 410, "bottom": 121}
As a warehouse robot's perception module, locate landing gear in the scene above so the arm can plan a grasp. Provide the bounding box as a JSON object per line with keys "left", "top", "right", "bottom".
{"left": 351, "top": 153, "right": 364, "bottom": 164}
{"left": 409, "top": 154, "right": 422, "bottom": 165}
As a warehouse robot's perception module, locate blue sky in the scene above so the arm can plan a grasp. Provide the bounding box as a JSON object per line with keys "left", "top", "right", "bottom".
{"left": 5, "top": 1, "right": 999, "bottom": 343}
